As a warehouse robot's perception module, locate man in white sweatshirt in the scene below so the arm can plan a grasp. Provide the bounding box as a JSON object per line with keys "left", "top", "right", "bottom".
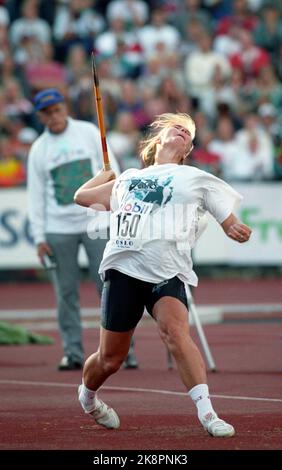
{"left": 27, "top": 88, "right": 122, "bottom": 370}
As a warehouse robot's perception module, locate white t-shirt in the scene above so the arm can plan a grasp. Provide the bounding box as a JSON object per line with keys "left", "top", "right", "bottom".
{"left": 99, "top": 164, "right": 242, "bottom": 286}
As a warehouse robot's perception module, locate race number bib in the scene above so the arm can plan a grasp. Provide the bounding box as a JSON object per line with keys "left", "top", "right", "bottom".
{"left": 110, "top": 199, "right": 153, "bottom": 250}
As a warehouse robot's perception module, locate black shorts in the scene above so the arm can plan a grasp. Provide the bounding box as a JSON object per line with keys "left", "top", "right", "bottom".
{"left": 101, "top": 269, "right": 188, "bottom": 332}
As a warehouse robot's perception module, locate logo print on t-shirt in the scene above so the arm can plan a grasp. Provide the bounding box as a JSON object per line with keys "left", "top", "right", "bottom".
{"left": 126, "top": 175, "right": 173, "bottom": 207}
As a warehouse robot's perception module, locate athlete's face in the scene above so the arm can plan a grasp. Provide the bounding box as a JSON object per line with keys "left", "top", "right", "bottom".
{"left": 158, "top": 125, "right": 193, "bottom": 163}
{"left": 38, "top": 103, "right": 68, "bottom": 134}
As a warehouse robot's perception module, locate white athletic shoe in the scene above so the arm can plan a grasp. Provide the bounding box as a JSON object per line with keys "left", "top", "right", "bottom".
{"left": 202, "top": 412, "right": 235, "bottom": 437}
{"left": 78, "top": 385, "right": 120, "bottom": 429}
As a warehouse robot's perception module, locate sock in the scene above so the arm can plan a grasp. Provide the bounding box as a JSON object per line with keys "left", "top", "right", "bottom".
{"left": 188, "top": 384, "right": 218, "bottom": 425}
{"left": 78, "top": 382, "right": 97, "bottom": 412}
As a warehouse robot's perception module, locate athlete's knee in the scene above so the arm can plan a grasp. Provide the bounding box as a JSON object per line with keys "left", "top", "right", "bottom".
{"left": 99, "top": 351, "right": 124, "bottom": 375}
{"left": 159, "top": 321, "right": 189, "bottom": 351}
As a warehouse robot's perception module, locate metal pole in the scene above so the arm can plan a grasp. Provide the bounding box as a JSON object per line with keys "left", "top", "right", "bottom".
{"left": 186, "top": 284, "right": 216, "bottom": 372}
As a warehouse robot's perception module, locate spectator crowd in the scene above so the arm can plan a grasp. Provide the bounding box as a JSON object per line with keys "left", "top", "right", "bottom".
{"left": 1, "top": 0, "right": 282, "bottom": 186}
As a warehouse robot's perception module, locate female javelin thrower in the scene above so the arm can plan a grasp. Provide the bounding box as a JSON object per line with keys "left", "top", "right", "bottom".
{"left": 74, "top": 113, "right": 251, "bottom": 437}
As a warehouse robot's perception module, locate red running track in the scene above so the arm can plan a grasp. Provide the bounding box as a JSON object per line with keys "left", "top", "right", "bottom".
{"left": 0, "top": 322, "right": 281, "bottom": 451}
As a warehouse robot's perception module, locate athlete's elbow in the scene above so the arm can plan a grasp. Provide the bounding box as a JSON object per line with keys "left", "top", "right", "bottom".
{"left": 74, "top": 190, "right": 88, "bottom": 207}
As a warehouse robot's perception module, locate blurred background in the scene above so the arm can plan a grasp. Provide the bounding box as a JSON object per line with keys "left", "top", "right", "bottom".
{"left": 0, "top": 0, "right": 281, "bottom": 289}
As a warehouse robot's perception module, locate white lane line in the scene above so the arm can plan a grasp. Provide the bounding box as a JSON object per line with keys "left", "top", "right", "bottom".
{"left": 1, "top": 304, "right": 281, "bottom": 320}
{"left": 0, "top": 321, "right": 101, "bottom": 331}
{"left": 0, "top": 379, "right": 281, "bottom": 403}
{"left": 1, "top": 304, "right": 281, "bottom": 330}
{"left": 0, "top": 308, "right": 101, "bottom": 319}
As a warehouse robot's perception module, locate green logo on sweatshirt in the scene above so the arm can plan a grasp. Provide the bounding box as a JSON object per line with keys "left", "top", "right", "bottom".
{"left": 51, "top": 159, "right": 93, "bottom": 205}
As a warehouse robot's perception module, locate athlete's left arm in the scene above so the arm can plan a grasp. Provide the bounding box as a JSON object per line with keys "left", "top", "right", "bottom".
{"left": 221, "top": 213, "right": 252, "bottom": 243}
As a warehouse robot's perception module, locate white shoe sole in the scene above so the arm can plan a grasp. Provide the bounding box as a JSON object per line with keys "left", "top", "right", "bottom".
{"left": 78, "top": 385, "right": 120, "bottom": 429}
{"left": 205, "top": 419, "right": 235, "bottom": 437}
{"left": 89, "top": 405, "right": 120, "bottom": 429}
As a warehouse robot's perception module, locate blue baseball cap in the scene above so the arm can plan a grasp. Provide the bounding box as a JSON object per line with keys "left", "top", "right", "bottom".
{"left": 34, "top": 88, "right": 64, "bottom": 111}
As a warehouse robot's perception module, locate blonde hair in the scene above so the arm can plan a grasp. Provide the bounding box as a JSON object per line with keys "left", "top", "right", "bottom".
{"left": 140, "top": 113, "right": 196, "bottom": 167}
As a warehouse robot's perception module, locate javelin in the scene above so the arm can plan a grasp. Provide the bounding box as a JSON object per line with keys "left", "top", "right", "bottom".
{"left": 91, "top": 52, "right": 111, "bottom": 171}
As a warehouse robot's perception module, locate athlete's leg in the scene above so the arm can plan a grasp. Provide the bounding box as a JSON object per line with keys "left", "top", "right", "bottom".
{"left": 83, "top": 327, "right": 134, "bottom": 390}
{"left": 78, "top": 327, "right": 133, "bottom": 429}
{"left": 78, "top": 270, "right": 145, "bottom": 428}
{"left": 84, "top": 234, "right": 139, "bottom": 368}
{"left": 152, "top": 297, "right": 206, "bottom": 389}
{"left": 152, "top": 297, "right": 235, "bottom": 437}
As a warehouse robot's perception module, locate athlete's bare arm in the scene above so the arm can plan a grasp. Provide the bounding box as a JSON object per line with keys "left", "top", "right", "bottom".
{"left": 74, "top": 169, "right": 116, "bottom": 210}
{"left": 221, "top": 213, "right": 252, "bottom": 243}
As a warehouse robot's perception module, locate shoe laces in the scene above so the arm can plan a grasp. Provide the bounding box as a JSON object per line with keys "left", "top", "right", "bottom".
{"left": 90, "top": 398, "right": 109, "bottom": 419}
